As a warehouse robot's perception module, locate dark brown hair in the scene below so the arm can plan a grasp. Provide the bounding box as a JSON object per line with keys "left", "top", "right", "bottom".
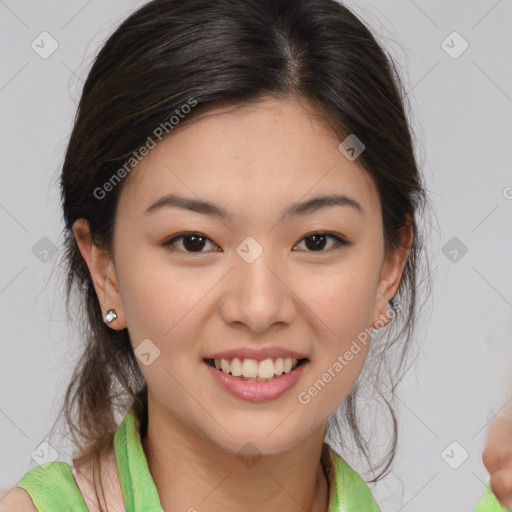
{"left": 51, "top": 0, "right": 433, "bottom": 508}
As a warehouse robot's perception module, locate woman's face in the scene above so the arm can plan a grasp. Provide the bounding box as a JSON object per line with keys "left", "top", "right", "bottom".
{"left": 77, "top": 95, "right": 411, "bottom": 455}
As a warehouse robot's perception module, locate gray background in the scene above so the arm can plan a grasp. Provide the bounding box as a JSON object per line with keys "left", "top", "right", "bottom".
{"left": 1, "top": 1, "right": 511, "bottom": 510}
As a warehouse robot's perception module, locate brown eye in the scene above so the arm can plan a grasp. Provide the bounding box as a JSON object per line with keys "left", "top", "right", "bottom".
{"left": 294, "top": 232, "right": 351, "bottom": 252}
{"left": 162, "top": 232, "right": 219, "bottom": 253}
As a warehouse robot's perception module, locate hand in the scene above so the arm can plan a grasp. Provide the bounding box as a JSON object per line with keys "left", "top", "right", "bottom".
{"left": 482, "top": 415, "right": 512, "bottom": 509}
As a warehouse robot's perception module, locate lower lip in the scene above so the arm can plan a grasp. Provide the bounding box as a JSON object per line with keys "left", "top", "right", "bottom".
{"left": 204, "top": 360, "right": 309, "bottom": 403}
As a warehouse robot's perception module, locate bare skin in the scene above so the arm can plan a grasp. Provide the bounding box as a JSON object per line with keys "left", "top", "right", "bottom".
{"left": 482, "top": 413, "right": 512, "bottom": 508}
{"left": 1, "top": 451, "right": 124, "bottom": 512}
{"left": 66, "top": 95, "right": 411, "bottom": 511}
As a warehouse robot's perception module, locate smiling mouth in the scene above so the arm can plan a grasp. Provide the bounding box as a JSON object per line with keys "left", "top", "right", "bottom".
{"left": 204, "top": 357, "right": 309, "bottom": 382}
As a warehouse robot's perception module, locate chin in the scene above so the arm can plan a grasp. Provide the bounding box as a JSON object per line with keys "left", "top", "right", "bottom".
{"left": 204, "top": 424, "right": 307, "bottom": 458}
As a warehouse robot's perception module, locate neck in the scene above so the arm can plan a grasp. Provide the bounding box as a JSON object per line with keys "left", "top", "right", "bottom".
{"left": 140, "top": 401, "right": 331, "bottom": 512}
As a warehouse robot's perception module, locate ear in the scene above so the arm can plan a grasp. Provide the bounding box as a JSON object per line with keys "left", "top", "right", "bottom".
{"left": 72, "top": 218, "right": 126, "bottom": 330}
{"left": 371, "top": 215, "right": 413, "bottom": 329}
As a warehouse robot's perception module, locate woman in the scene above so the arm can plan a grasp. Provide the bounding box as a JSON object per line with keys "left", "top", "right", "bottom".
{"left": 1, "top": 0, "right": 503, "bottom": 510}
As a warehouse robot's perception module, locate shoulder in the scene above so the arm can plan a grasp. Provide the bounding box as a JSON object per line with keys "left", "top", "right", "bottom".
{"left": 323, "top": 444, "right": 381, "bottom": 511}
{"left": 1, "top": 460, "right": 82, "bottom": 511}
{"left": 13, "top": 461, "right": 88, "bottom": 511}
{"left": 473, "top": 482, "right": 510, "bottom": 511}
{"left": 0, "top": 487, "right": 38, "bottom": 511}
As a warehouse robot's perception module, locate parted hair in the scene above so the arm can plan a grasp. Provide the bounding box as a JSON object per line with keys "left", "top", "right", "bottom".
{"left": 51, "top": 0, "right": 432, "bottom": 509}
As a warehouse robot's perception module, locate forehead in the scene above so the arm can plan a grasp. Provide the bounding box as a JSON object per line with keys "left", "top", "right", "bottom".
{"left": 117, "top": 96, "right": 380, "bottom": 223}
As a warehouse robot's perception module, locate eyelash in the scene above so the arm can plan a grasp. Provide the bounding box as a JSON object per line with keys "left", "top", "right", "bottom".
{"left": 161, "top": 231, "right": 352, "bottom": 254}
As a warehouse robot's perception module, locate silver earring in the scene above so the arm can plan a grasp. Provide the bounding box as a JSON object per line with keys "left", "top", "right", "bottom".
{"left": 104, "top": 309, "right": 117, "bottom": 324}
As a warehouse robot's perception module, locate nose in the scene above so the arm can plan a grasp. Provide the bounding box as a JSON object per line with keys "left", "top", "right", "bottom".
{"left": 219, "top": 250, "right": 296, "bottom": 334}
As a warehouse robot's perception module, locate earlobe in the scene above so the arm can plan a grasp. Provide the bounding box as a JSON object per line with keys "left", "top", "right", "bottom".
{"left": 371, "top": 216, "right": 413, "bottom": 329}
{"left": 372, "top": 291, "right": 395, "bottom": 330}
{"left": 72, "top": 218, "right": 126, "bottom": 329}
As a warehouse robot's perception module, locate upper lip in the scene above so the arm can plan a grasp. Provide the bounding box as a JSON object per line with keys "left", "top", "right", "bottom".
{"left": 204, "top": 347, "right": 309, "bottom": 361}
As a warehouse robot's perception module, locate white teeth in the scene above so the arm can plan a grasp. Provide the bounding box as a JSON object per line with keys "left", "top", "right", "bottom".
{"left": 221, "top": 359, "right": 230, "bottom": 374}
{"left": 213, "top": 357, "right": 301, "bottom": 379}
{"left": 258, "top": 359, "right": 275, "bottom": 379}
{"left": 230, "top": 357, "right": 243, "bottom": 377}
{"left": 241, "top": 358, "right": 258, "bottom": 378}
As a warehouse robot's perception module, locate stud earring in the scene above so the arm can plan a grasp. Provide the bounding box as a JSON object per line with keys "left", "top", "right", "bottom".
{"left": 104, "top": 308, "right": 117, "bottom": 324}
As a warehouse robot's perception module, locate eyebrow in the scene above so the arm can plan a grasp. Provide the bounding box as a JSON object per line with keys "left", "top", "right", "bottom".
{"left": 144, "top": 192, "right": 364, "bottom": 219}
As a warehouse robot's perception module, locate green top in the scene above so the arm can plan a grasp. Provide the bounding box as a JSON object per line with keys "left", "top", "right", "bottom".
{"left": 474, "top": 484, "right": 512, "bottom": 512}
{"left": 15, "top": 409, "right": 507, "bottom": 511}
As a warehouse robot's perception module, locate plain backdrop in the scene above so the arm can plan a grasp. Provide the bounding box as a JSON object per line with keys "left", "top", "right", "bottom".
{"left": 1, "top": 1, "right": 511, "bottom": 510}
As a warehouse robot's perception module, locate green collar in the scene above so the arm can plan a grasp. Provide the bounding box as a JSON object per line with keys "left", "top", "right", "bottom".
{"left": 114, "top": 409, "right": 381, "bottom": 512}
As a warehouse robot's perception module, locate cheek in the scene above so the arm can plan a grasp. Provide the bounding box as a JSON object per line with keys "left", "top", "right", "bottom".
{"left": 293, "top": 258, "right": 378, "bottom": 338}
{"left": 297, "top": 328, "right": 371, "bottom": 421}
{"left": 290, "top": 258, "right": 377, "bottom": 410}
{"left": 116, "top": 247, "right": 220, "bottom": 360}
{"left": 296, "top": 342, "right": 370, "bottom": 428}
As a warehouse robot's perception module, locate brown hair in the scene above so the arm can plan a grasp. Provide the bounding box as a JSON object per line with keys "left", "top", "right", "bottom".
{"left": 50, "top": 0, "right": 433, "bottom": 508}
